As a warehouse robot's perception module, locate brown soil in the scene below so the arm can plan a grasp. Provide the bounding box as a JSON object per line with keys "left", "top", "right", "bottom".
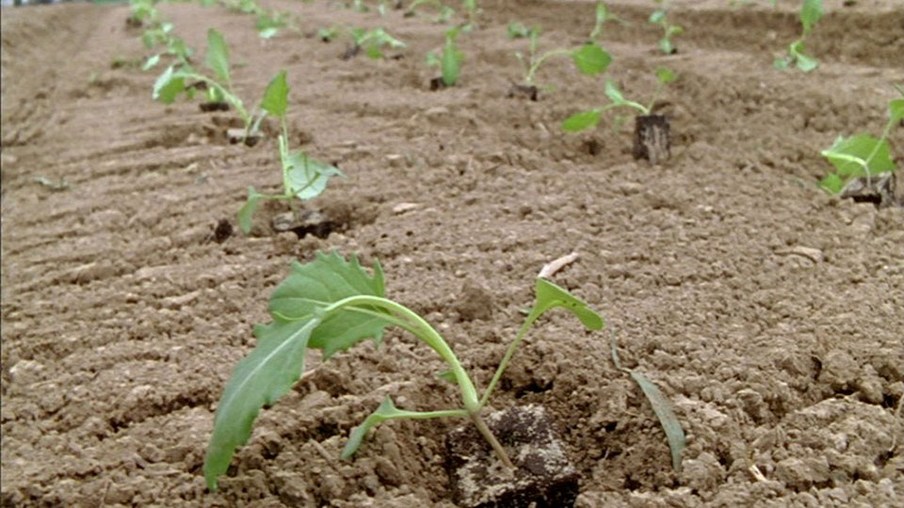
{"left": 2, "top": 1, "right": 903, "bottom": 506}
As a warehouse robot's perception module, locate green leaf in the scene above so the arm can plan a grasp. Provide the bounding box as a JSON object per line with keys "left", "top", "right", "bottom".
{"left": 655, "top": 67, "right": 677, "bottom": 85}
{"left": 259, "top": 27, "right": 279, "bottom": 39}
{"left": 142, "top": 54, "right": 161, "bottom": 71}
{"left": 282, "top": 152, "right": 343, "bottom": 202}
{"left": 441, "top": 35, "right": 462, "bottom": 86}
{"left": 659, "top": 37, "right": 674, "bottom": 55}
{"left": 790, "top": 41, "right": 818, "bottom": 72}
{"left": 649, "top": 10, "right": 666, "bottom": 24}
{"left": 342, "top": 398, "right": 401, "bottom": 459}
{"left": 204, "top": 316, "right": 322, "bottom": 491}
{"left": 237, "top": 186, "right": 264, "bottom": 235}
{"left": 532, "top": 278, "right": 604, "bottom": 331}
{"left": 604, "top": 79, "right": 626, "bottom": 104}
{"left": 800, "top": 0, "right": 823, "bottom": 34}
{"left": 819, "top": 173, "right": 844, "bottom": 195}
{"left": 572, "top": 43, "right": 612, "bottom": 76}
{"left": 260, "top": 71, "right": 289, "bottom": 119}
{"left": 562, "top": 109, "right": 602, "bottom": 132}
{"left": 889, "top": 98, "right": 904, "bottom": 125}
{"left": 152, "top": 66, "right": 185, "bottom": 103}
{"left": 205, "top": 28, "right": 231, "bottom": 86}
{"left": 821, "top": 134, "right": 895, "bottom": 178}
{"left": 269, "top": 252, "right": 387, "bottom": 358}
{"left": 628, "top": 370, "right": 686, "bottom": 472}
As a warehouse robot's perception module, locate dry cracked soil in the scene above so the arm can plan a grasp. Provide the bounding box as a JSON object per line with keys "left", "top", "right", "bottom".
{"left": 1, "top": 0, "right": 903, "bottom": 506}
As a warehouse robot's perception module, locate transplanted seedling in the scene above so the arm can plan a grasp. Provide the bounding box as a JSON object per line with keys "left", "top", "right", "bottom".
{"left": 427, "top": 26, "right": 464, "bottom": 89}
{"left": 563, "top": 68, "right": 677, "bottom": 163}
{"left": 342, "top": 27, "right": 407, "bottom": 59}
{"left": 236, "top": 72, "right": 342, "bottom": 234}
{"left": 589, "top": 1, "right": 625, "bottom": 41}
{"left": 649, "top": 0, "right": 683, "bottom": 55}
{"left": 775, "top": 0, "right": 823, "bottom": 72}
{"left": 819, "top": 85, "right": 903, "bottom": 205}
{"left": 203, "top": 251, "right": 604, "bottom": 491}
{"left": 406, "top": 0, "right": 456, "bottom": 24}
{"left": 510, "top": 26, "right": 611, "bottom": 100}
{"left": 141, "top": 22, "right": 193, "bottom": 71}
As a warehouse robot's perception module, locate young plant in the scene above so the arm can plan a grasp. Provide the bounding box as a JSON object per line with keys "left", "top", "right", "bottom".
{"left": 237, "top": 72, "right": 342, "bottom": 234}
{"left": 649, "top": 0, "right": 683, "bottom": 55}
{"left": 819, "top": 86, "right": 903, "bottom": 194}
{"left": 127, "top": 0, "right": 160, "bottom": 28}
{"left": 142, "top": 25, "right": 193, "bottom": 71}
{"left": 514, "top": 28, "right": 612, "bottom": 87}
{"left": 345, "top": 28, "right": 407, "bottom": 59}
{"left": 153, "top": 29, "right": 252, "bottom": 124}
{"left": 562, "top": 67, "right": 677, "bottom": 132}
{"left": 203, "top": 251, "right": 604, "bottom": 491}
{"left": 406, "top": 0, "right": 456, "bottom": 24}
{"left": 774, "top": 0, "right": 823, "bottom": 72}
{"left": 589, "top": 1, "right": 624, "bottom": 41}
{"left": 256, "top": 10, "right": 289, "bottom": 39}
{"left": 427, "top": 26, "right": 464, "bottom": 87}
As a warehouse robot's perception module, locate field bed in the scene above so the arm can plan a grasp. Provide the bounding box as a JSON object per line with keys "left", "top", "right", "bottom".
{"left": 2, "top": 0, "right": 903, "bottom": 506}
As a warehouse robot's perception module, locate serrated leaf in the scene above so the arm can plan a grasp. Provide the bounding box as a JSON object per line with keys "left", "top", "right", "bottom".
{"left": 888, "top": 98, "right": 904, "bottom": 124}
{"left": 205, "top": 28, "right": 231, "bottom": 86}
{"left": 260, "top": 71, "right": 289, "bottom": 119}
{"left": 562, "top": 109, "right": 601, "bottom": 132}
{"left": 628, "top": 370, "right": 686, "bottom": 472}
{"left": 269, "top": 252, "right": 387, "bottom": 358}
{"left": 572, "top": 43, "right": 611, "bottom": 76}
{"left": 152, "top": 66, "right": 185, "bottom": 103}
{"left": 532, "top": 278, "right": 604, "bottom": 331}
{"left": 237, "top": 186, "right": 263, "bottom": 234}
{"left": 822, "top": 134, "right": 894, "bottom": 177}
{"left": 800, "top": 0, "right": 823, "bottom": 34}
{"left": 204, "top": 317, "right": 321, "bottom": 491}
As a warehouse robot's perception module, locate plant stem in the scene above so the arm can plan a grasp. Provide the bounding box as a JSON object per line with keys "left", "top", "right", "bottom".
{"left": 470, "top": 411, "right": 515, "bottom": 469}
{"left": 526, "top": 48, "right": 572, "bottom": 85}
{"left": 479, "top": 310, "right": 542, "bottom": 407}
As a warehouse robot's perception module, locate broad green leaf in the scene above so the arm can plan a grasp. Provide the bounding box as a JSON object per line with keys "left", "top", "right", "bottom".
{"left": 204, "top": 316, "right": 322, "bottom": 491}
{"left": 269, "top": 251, "right": 387, "bottom": 358}
{"left": 819, "top": 173, "right": 844, "bottom": 195}
{"left": 152, "top": 66, "right": 185, "bottom": 103}
{"left": 205, "top": 28, "right": 231, "bottom": 86}
{"left": 800, "top": 0, "right": 823, "bottom": 34}
{"left": 531, "top": 278, "right": 604, "bottom": 331}
{"left": 628, "top": 370, "right": 686, "bottom": 472}
{"left": 441, "top": 37, "right": 462, "bottom": 86}
{"left": 889, "top": 98, "right": 904, "bottom": 124}
{"left": 283, "top": 152, "right": 343, "bottom": 201}
{"left": 821, "top": 134, "right": 894, "bottom": 177}
{"left": 260, "top": 71, "right": 289, "bottom": 119}
{"left": 572, "top": 43, "right": 612, "bottom": 76}
{"left": 237, "top": 186, "right": 264, "bottom": 234}
{"left": 562, "top": 109, "right": 602, "bottom": 132}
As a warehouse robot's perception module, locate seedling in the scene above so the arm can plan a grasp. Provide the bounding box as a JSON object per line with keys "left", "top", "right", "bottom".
{"left": 256, "top": 10, "right": 289, "bottom": 39}
{"left": 318, "top": 26, "right": 339, "bottom": 43}
{"left": 343, "top": 28, "right": 406, "bottom": 59}
{"left": 127, "top": 0, "right": 159, "bottom": 28}
{"left": 589, "top": 1, "right": 625, "bottom": 41}
{"left": 819, "top": 86, "right": 903, "bottom": 197}
{"left": 649, "top": 0, "right": 683, "bottom": 54}
{"left": 153, "top": 29, "right": 254, "bottom": 126}
{"left": 203, "top": 251, "right": 604, "bottom": 491}
{"left": 506, "top": 21, "right": 536, "bottom": 40}
{"left": 563, "top": 68, "right": 677, "bottom": 163}
{"left": 513, "top": 28, "right": 612, "bottom": 90}
{"left": 406, "top": 0, "right": 456, "bottom": 24}
{"left": 427, "top": 26, "right": 464, "bottom": 88}
{"left": 142, "top": 27, "right": 193, "bottom": 71}
{"left": 237, "top": 72, "right": 342, "bottom": 234}
{"left": 774, "top": 0, "right": 822, "bottom": 72}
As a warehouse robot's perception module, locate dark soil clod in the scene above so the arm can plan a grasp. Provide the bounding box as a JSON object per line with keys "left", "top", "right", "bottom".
{"left": 446, "top": 405, "right": 580, "bottom": 508}
{"left": 507, "top": 84, "right": 539, "bottom": 101}
{"left": 226, "top": 128, "right": 263, "bottom": 147}
{"left": 271, "top": 209, "right": 338, "bottom": 239}
{"left": 633, "top": 114, "right": 671, "bottom": 165}
{"left": 429, "top": 77, "right": 447, "bottom": 91}
{"left": 840, "top": 172, "right": 898, "bottom": 208}
{"left": 199, "top": 102, "right": 230, "bottom": 113}
{"left": 213, "top": 219, "right": 233, "bottom": 243}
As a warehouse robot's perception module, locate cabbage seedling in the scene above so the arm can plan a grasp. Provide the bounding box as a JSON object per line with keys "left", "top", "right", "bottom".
{"left": 562, "top": 67, "right": 676, "bottom": 132}
{"left": 589, "top": 1, "right": 624, "bottom": 41}
{"left": 819, "top": 86, "right": 903, "bottom": 195}
{"left": 343, "top": 28, "right": 406, "bottom": 59}
{"left": 649, "top": 0, "right": 683, "bottom": 55}
{"left": 427, "top": 26, "right": 464, "bottom": 88}
{"left": 237, "top": 72, "right": 342, "bottom": 234}
{"left": 514, "top": 28, "right": 612, "bottom": 88}
{"left": 203, "top": 251, "right": 603, "bottom": 491}
{"left": 774, "top": 0, "right": 822, "bottom": 72}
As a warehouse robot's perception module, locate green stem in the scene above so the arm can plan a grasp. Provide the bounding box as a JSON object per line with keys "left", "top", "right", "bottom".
{"left": 479, "top": 310, "right": 542, "bottom": 407}
{"left": 471, "top": 412, "right": 515, "bottom": 469}
{"left": 525, "top": 48, "right": 572, "bottom": 85}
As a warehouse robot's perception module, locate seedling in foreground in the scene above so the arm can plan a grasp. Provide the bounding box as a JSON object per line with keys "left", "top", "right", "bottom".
{"left": 562, "top": 67, "right": 677, "bottom": 132}
{"left": 649, "top": 0, "right": 683, "bottom": 55}
{"left": 203, "top": 251, "right": 604, "bottom": 491}
{"left": 427, "top": 26, "right": 464, "bottom": 88}
{"left": 514, "top": 28, "right": 612, "bottom": 88}
{"left": 774, "top": 0, "right": 823, "bottom": 72}
{"left": 237, "top": 72, "right": 342, "bottom": 234}
{"left": 819, "top": 86, "right": 903, "bottom": 194}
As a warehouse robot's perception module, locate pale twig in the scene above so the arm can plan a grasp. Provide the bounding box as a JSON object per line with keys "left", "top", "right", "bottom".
{"left": 538, "top": 252, "right": 579, "bottom": 279}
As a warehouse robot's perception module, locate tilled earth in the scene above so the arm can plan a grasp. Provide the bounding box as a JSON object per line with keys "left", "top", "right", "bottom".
{"left": 2, "top": 1, "right": 903, "bottom": 506}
